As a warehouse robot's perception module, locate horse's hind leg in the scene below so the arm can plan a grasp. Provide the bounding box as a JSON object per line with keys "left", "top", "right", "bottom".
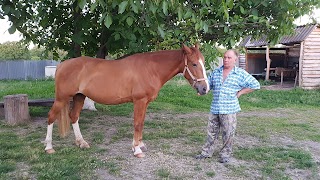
{"left": 44, "top": 100, "right": 67, "bottom": 153}
{"left": 70, "top": 93, "right": 90, "bottom": 149}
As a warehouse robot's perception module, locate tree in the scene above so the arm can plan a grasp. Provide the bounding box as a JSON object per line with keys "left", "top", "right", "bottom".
{"left": 29, "top": 47, "right": 67, "bottom": 60}
{"left": 0, "top": 0, "right": 319, "bottom": 62}
{"left": 0, "top": 41, "right": 30, "bottom": 60}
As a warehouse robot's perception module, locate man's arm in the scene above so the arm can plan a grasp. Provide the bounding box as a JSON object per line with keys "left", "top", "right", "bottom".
{"left": 237, "top": 88, "right": 255, "bottom": 98}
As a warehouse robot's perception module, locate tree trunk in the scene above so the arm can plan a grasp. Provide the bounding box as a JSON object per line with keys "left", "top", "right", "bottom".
{"left": 96, "top": 26, "right": 109, "bottom": 59}
{"left": 72, "top": 2, "right": 82, "bottom": 58}
{"left": 4, "top": 94, "right": 30, "bottom": 125}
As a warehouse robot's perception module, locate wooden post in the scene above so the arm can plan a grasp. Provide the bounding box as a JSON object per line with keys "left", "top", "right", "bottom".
{"left": 298, "top": 41, "right": 304, "bottom": 88}
{"left": 4, "top": 94, "right": 30, "bottom": 125}
{"left": 265, "top": 46, "right": 271, "bottom": 81}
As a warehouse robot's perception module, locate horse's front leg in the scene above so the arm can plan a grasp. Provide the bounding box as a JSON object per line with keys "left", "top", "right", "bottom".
{"left": 132, "top": 99, "right": 149, "bottom": 158}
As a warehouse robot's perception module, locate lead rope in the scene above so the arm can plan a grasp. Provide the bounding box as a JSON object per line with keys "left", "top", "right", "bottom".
{"left": 182, "top": 57, "right": 207, "bottom": 87}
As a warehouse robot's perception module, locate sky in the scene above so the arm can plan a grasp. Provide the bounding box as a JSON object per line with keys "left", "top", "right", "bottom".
{"left": 0, "top": 9, "right": 319, "bottom": 44}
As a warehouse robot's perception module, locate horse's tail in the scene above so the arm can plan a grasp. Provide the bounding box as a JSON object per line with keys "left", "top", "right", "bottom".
{"left": 57, "top": 102, "right": 71, "bottom": 138}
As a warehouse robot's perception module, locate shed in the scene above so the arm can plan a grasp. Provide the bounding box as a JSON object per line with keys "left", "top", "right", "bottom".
{"left": 240, "top": 24, "right": 320, "bottom": 89}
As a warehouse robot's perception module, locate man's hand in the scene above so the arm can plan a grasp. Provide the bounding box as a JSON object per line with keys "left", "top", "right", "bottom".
{"left": 237, "top": 88, "right": 254, "bottom": 98}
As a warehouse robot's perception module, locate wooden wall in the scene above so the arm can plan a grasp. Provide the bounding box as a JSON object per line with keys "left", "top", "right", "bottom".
{"left": 302, "top": 27, "right": 320, "bottom": 89}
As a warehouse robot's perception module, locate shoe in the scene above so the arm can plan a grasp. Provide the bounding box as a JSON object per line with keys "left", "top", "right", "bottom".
{"left": 218, "top": 157, "right": 230, "bottom": 163}
{"left": 195, "top": 154, "right": 210, "bottom": 159}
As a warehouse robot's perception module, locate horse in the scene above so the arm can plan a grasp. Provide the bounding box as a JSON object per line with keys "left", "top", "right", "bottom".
{"left": 43, "top": 44, "right": 209, "bottom": 158}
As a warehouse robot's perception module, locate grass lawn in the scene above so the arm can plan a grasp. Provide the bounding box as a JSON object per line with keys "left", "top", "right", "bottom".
{"left": 0, "top": 78, "right": 319, "bottom": 179}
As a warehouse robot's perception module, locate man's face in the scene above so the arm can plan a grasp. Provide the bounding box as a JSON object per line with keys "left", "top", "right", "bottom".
{"left": 223, "top": 50, "right": 237, "bottom": 69}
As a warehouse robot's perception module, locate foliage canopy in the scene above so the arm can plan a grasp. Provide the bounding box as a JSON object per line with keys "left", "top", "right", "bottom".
{"left": 0, "top": 41, "right": 30, "bottom": 60}
{"left": 0, "top": 0, "right": 319, "bottom": 60}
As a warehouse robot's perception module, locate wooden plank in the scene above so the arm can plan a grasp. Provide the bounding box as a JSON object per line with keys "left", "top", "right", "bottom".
{"left": 301, "top": 77, "right": 320, "bottom": 82}
{"left": 303, "top": 56, "right": 320, "bottom": 60}
{"left": 303, "top": 48, "right": 320, "bottom": 53}
{"left": 265, "top": 46, "right": 271, "bottom": 81}
{"left": 304, "top": 43, "right": 320, "bottom": 46}
{"left": 305, "top": 36, "right": 320, "bottom": 39}
{"left": 303, "top": 52, "right": 320, "bottom": 56}
{"left": 0, "top": 98, "right": 55, "bottom": 108}
{"left": 301, "top": 74, "right": 320, "bottom": 78}
{"left": 305, "top": 38, "right": 320, "bottom": 42}
{"left": 302, "top": 63, "right": 320, "bottom": 68}
{"left": 301, "top": 82, "right": 320, "bottom": 87}
{"left": 28, "top": 99, "right": 55, "bottom": 107}
{"left": 298, "top": 41, "right": 303, "bottom": 87}
{"left": 302, "top": 70, "right": 320, "bottom": 75}
{"left": 303, "top": 60, "right": 320, "bottom": 63}
{"left": 302, "top": 67, "right": 320, "bottom": 71}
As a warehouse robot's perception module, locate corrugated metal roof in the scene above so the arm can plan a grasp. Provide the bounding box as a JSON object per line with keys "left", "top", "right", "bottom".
{"left": 240, "top": 24, "right": 318, "bottom": 47}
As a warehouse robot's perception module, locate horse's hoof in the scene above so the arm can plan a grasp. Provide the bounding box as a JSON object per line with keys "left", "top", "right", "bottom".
{"left": 46, "top": 149, "right": 56, "bottom": 154}
{"left": 80, "top": 142, "right": 90, "bottom": 149}
{"left": 140, "top": 146, "right": 148, "bottom": 152}
{"left": 75, "top": 140, "right": 90, "bottom": 148}
{"left": 134, "top": 153, "right": 145, "bottom": 158}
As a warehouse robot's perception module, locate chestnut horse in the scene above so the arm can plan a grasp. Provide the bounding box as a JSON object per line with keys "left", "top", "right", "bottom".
{"left": 43, "top": 44, "right": 209, "bottom": 158}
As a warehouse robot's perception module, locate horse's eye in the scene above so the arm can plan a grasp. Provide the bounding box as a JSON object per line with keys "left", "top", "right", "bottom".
{"left": 192, "top": 63, "right": 197, "bottom": 67}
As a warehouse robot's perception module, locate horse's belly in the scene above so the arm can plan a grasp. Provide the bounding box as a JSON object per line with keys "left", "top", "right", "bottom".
{"left": 83, "top": 90, "right": 133, "bottom": 105}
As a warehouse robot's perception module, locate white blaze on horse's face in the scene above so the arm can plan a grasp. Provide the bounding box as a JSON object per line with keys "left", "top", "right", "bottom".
{"left": 199, "top": 58, "right": 210, "bottom": 94}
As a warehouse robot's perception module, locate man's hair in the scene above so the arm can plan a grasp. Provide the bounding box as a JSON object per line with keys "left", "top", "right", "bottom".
{"left": 226, "top": 49, "right": 239, "bottom": 60}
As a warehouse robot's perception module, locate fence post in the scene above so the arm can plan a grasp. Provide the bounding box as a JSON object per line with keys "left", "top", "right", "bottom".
{"left": 4, "top": 94, "right": 30, "bottom": 125}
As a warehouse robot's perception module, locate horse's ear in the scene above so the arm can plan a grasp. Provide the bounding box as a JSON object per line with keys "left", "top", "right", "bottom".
{"left": 195, "top": 43, "right": 200, "bottom": 49}
{"left": 182, "top": 44, "right": 192, "bottom": 54}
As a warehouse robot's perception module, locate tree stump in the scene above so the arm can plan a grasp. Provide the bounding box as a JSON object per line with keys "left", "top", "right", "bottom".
{"left": 4, "top": 94, "right": 30, "bottom": 125}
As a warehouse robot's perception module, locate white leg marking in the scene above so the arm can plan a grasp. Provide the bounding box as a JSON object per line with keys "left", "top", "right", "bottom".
{"left": 72, "top": 119, "right": 90, "bottom": 148}
{"left": 72, "top": 119, "right": 84, "bottom": 142}
{"left": 199, "top": 60, "right": 210, "bottom": 93}
{"left": 44, "top": 123, "right": 54, "bottom": 151}
{"left": 132, "top": 146, "right": 143, "bottom": 156}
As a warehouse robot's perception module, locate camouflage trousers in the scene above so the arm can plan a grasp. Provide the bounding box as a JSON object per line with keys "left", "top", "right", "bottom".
{"left": 200, "top": 113, "right": 237, "bottom": 158}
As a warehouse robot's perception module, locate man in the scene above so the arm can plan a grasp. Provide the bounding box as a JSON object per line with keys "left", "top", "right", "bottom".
{"left": 195, "top": 49, "right": 260, "bottom": 163}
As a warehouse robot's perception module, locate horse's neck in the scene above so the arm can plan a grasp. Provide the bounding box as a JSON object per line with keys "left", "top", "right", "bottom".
{"left": 152, "top": 50, "right": 184, "bottom": 84}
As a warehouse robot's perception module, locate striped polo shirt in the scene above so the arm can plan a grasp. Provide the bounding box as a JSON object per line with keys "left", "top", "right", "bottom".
{"left": 208, "top": 66, "right": 260, "bottom": 114}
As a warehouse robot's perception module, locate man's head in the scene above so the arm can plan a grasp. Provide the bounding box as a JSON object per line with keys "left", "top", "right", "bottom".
{"left": 223, "top": 49, "right": 239, "bottom": 69}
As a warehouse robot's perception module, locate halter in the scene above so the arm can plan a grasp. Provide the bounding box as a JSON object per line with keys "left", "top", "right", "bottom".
{"left": 182, "top": 56, "right": 208, "bottom": 87}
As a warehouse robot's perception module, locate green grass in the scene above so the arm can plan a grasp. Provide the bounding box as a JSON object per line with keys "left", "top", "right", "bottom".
{"left": 1, "top": 79, "right": 320, "bottom": 179}
{"left": 235, "top": 146, "right": 317, "bottom": 179}
{"left": 156, "top": 168, "right": 171, "bottom": 178}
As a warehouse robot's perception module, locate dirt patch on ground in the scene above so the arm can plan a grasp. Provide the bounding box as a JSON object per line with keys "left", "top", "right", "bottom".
{"left": 1, "top": 91, "right": 319, "bottom": 179}
{"left": 85, "top": 110, "right": 319, "bottom": 180}
{"left": 262, "top": 81, "right": 296, "bottom": 90}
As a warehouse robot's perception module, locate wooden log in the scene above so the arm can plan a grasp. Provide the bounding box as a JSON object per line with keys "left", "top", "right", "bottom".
{"left": 4, "top": 94, "right": 30, "bottom": 125}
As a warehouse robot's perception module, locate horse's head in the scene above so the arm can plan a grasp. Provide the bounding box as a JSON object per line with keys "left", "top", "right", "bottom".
{"left": 182, "top": 44, "right": 209, "bottom": 95}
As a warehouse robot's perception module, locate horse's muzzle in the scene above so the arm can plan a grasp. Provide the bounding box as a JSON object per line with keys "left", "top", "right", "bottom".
{"left": 195, "top": 83, "right": 208, "bottom": 95}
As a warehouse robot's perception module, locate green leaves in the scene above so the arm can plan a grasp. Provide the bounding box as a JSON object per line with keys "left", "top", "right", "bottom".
{"left": 118, "top": 1, "right": 128, "bottom": 14}
{"left": 126, "top": 17, "right": 133, "bottom": 26}
{"left": 1, "top": 0, "right": 318, "bottom": 59}
{"left": 8, "top": 25, "right": 16, "bottom": 34}
{"left": 104, "top": 14, "right": 112, "bottom": 28}
{"left": 158, "top": 26, "right": 165, "bottom": 39}
{"left": 162, "top": 1, "right": 168, "bottom": 16}
{"left": 78, "top": 0, "right": 86, "bottom": 9}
